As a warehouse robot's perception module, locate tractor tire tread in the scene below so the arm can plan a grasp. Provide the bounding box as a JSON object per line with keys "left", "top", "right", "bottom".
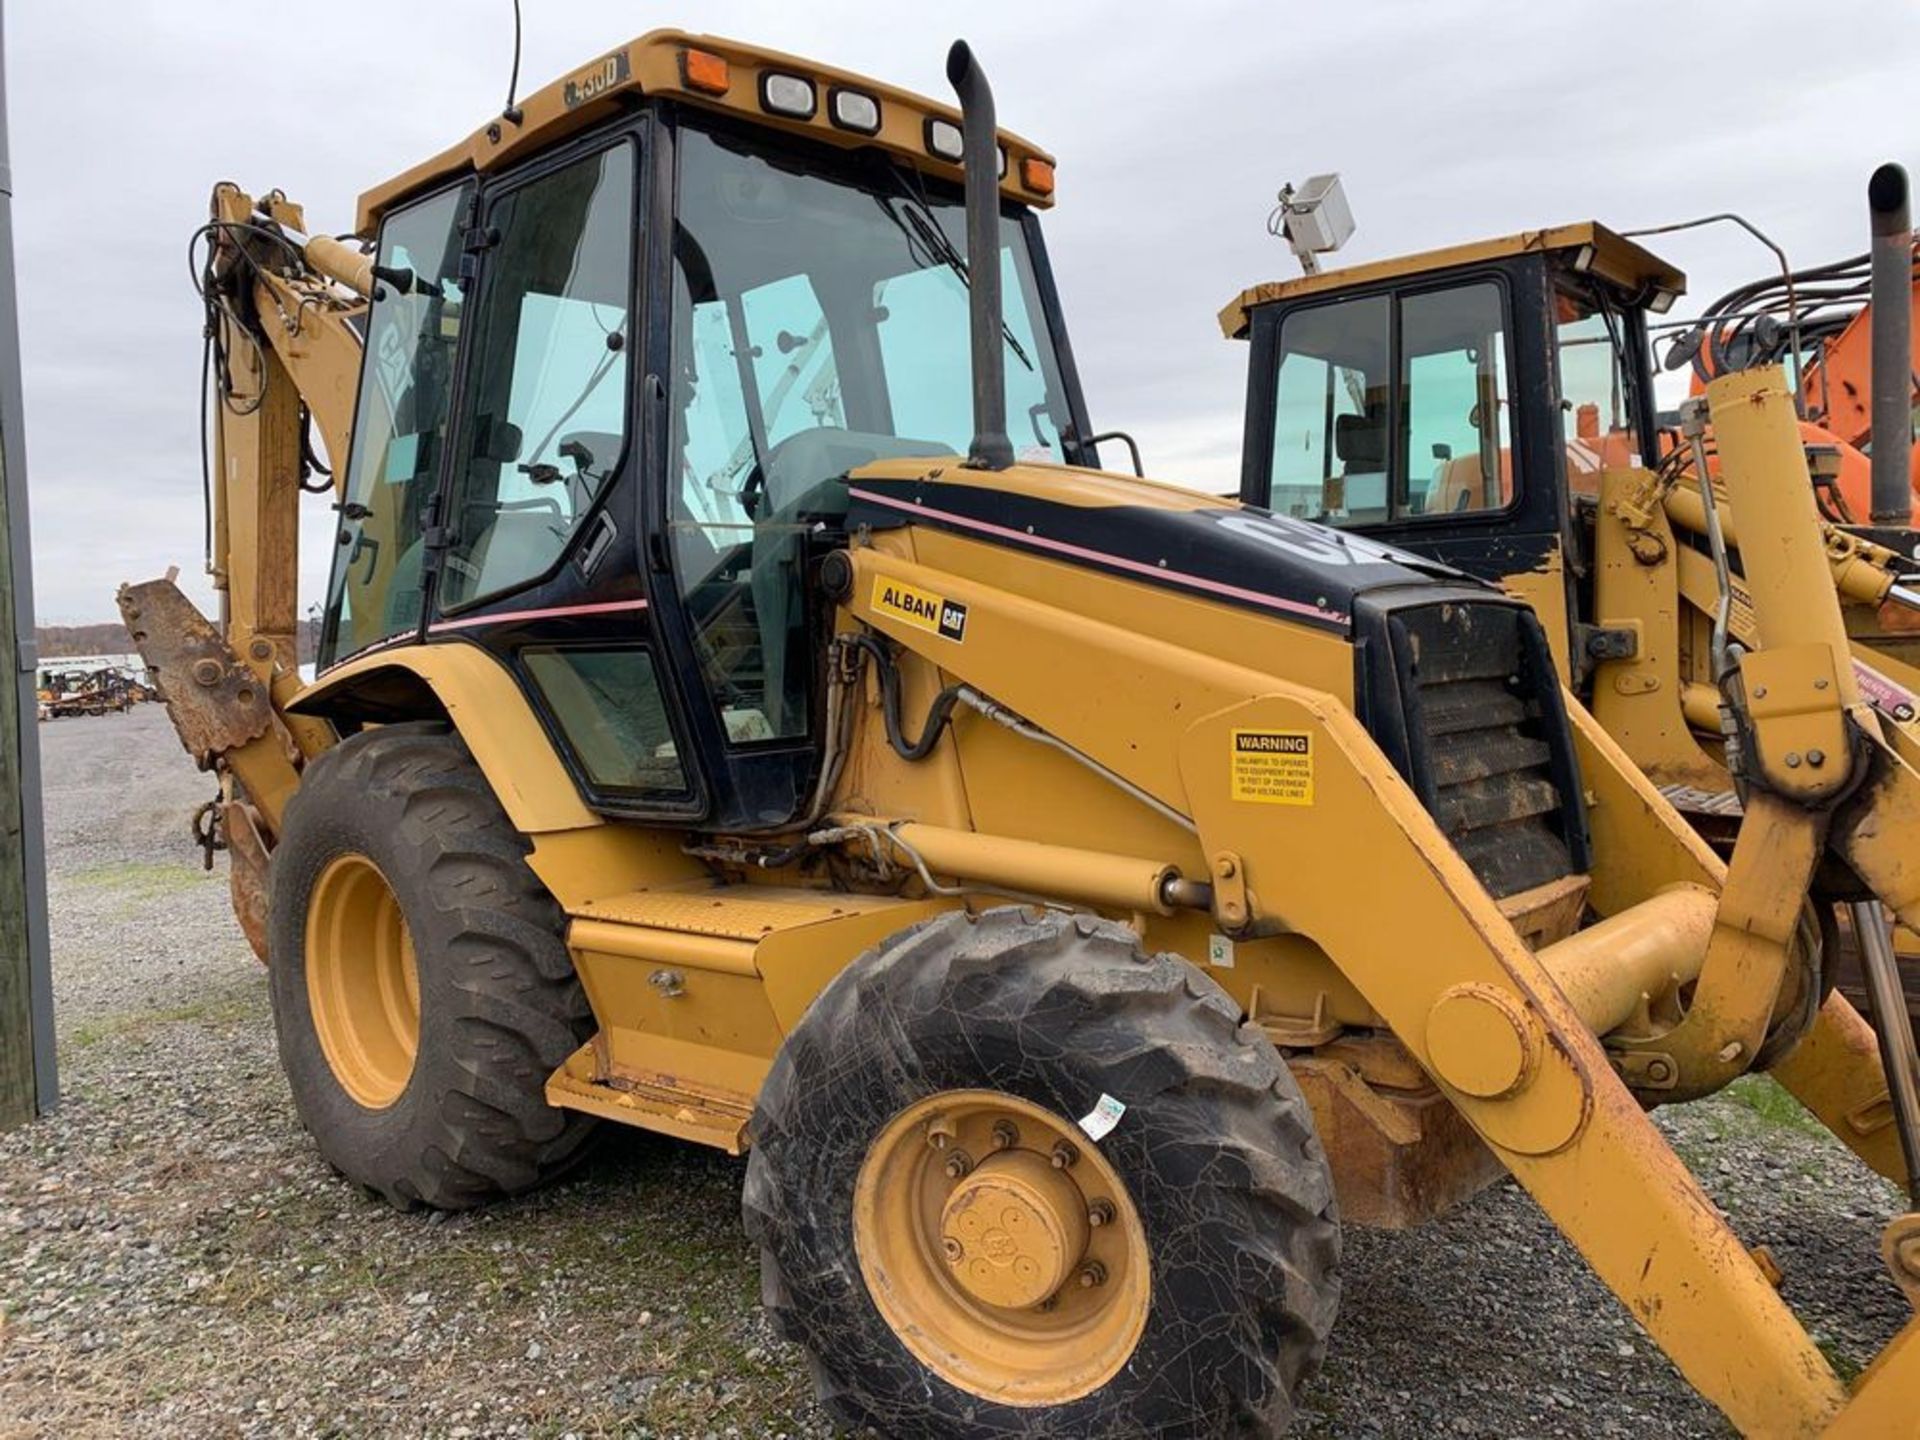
{"left": 268, "top": 722, "right": 596, "bottom": 1212}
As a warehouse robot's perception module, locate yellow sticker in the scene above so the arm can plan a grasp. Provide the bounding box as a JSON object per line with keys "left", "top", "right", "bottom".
{"left": 1230, "top": 730, "right": 1314, "bottom": 805}
{"left": 872, "top": 576, "right": 969, "bottom": 642}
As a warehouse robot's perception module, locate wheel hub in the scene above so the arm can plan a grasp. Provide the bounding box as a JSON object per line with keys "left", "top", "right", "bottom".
{"left": 305, "top": 852, "right": 420, "bottom": 1110}
{"left": 852, "top": 1089, "right": 1152, "bottom": 1405}
{"left": 940, "top": 1149, "right": 1090, "bottom": 1309}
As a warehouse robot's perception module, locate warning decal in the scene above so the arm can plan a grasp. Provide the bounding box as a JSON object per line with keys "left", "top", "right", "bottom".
{"left": 872, "top": 576, "right": 969, "bottom": 642}
{"left": 1230, "top": 729, "right": 1314, "bottom": 805}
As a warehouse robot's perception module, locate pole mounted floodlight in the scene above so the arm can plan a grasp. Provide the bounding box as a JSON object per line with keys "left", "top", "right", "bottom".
{"left": 1269, "top": 173, "right": 1354, "bottom": 276}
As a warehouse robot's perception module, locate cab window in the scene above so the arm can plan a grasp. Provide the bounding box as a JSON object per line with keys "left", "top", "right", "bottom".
{"left": 1269, "top": 294, "right": 1387, "bottom": 519}
{"left": 1402, "top": 282, "right": 1514, "bottom": 517}
{"left": 321, "top": 181, "right": 472, "bottom": 665}
{"left": 1553, "top": 291, "right": 1640, "bottom": 493}
{"left": 1267, "top": 279, "right": 1516, "bottom": 526}
{"left": 440, "top": 143, "right": 635, "bottom": 610}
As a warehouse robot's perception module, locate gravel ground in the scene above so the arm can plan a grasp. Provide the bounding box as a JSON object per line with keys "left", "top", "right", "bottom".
{"left": 0, "top": 706, "right": 1908, "bottom": 1438}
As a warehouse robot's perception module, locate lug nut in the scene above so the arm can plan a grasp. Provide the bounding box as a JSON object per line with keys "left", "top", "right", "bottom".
{"left": 991, "top": 1120, "right": 1019, "bottom": 1151}
{"left": 1077, "top": 1261, "right": 1107, "bottom": 1289}
{"left": 1087, "top": 1198, "right": 1115, "bottom": 1228}
{"left": 1050, "top": 1139, "right": 1079, "bottom": 1170}
{"left": 943, "top": 1237, "right": 964, "bottom": 1263}
{"left": 944, "top": 1149, "right": 974, "bottom": 1180}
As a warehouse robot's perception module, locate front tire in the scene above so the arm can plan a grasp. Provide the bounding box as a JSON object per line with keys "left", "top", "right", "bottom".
{"left": 267, "top": 722, "right": 597, "bottom": 1209}
{"left": 744, "top": 907, "right": 1341, "bottom": 1438}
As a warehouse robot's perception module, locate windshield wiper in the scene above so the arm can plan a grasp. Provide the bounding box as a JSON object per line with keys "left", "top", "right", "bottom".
{"left": 871, "top": 163, "right": 1033, "bottom": 373}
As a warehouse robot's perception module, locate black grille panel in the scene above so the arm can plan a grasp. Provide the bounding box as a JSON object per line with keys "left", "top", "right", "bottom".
{"left": 1358, "top": 597, "right": 1587, "bottom": 900}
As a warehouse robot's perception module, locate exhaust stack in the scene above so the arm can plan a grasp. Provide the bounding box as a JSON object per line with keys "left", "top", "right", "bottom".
{"left": 1869, "top": 162, "right": 1913, "bottom": 525}
{"left": 945, "top": 40, "right": 1013, "bottom": 471}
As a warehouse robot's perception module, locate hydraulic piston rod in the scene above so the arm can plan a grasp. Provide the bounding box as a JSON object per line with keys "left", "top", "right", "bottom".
{"left": 1851, "top": 901, "right": 1920, "bottom": 1204}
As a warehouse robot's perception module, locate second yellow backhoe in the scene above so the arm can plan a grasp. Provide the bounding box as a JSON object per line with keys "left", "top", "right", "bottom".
{"left": 1225, "top": 177, "right": 1920, "bottom": 1027}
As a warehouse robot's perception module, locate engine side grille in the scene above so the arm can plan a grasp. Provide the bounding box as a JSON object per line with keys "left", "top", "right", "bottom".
{"left": 1382, "top": 600, "right": 1586, "bottom": 900}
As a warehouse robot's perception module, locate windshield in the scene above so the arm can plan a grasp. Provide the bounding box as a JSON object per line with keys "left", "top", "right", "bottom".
{"left": 668, "top": 122, "right": 1078, "bottom": 743}
{"left": 1552, "top": 289, "right": 1641, "bottom": 492}
{"left": 1266, "top": 281, "right": 1516, "bottom": 526}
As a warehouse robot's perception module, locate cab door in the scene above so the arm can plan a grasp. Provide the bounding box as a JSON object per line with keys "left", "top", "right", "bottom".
{"left": 424, "top": 130, "right": 701, "bottom": 815}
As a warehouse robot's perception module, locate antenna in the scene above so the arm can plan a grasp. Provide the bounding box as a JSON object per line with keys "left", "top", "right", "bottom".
{"left": 502, "top": 0, "right": 524, "bottom": 125}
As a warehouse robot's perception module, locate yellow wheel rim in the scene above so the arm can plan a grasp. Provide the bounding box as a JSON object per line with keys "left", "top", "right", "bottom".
{"left": 305, "top": 853, "right": 420, "bottom": 1110}
{"left": 853, "top": 1090, "right": 1151, "bottom": 1407}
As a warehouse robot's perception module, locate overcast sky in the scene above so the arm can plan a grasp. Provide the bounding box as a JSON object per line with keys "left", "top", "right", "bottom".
{"left": 7, "top": 0, "right": 1915, "bottom": 622}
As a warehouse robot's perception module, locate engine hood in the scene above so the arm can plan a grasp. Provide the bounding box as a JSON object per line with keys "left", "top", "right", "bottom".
{"left": 844, "top": 458, "right": 1482, "bottom": 635}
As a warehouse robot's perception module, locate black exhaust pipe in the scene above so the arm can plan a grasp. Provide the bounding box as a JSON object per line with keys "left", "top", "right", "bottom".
{"left": 945, "top": 40, "right": 1013, "bottom": 471}
{"left": 1869, "top": 162, "right": 1912, "bottom": 525}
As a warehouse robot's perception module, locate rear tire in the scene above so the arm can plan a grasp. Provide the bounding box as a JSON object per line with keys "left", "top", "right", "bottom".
{"left": 267, "top": 722, "right": 597, "bottom": 1209}
{"left": 744, "top": 906, "right": 1341, "bottom": 1439}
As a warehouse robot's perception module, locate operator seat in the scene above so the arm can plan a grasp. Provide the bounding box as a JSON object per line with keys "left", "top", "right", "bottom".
{"left": 1330, "top": 410, "right": 1390, "bottom": 520}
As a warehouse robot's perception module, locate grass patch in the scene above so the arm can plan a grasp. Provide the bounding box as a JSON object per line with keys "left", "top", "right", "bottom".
{"left": 69, "top": 993, "right": 257, "bottom": 1050}
{"left": 1662, "top": 1074, "right": 1834, "bottom": 1171}
{"left": 1720, "top": 1075, "right": 1829, "bottom": 1139}
{"left": 68, "top": 860, "right": 215, "bottom": 900}
{"left": 66, "top": 860, "right": 218, "bottom": 919}
{"left": 1815, "top": 1335, "right": 1865, "bottom": 1384}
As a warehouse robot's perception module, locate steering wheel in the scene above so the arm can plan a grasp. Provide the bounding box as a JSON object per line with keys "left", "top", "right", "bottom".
{"left": 739, "top": 457, "right": 769, "bottom": 522}
{"left": 737, "top": 428, "right": 819, "bottom": 522}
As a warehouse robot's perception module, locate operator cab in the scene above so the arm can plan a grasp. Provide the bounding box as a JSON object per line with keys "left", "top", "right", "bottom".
{"left": 1227, "top": 224, "right": 1683, "bottom": 684}
{"left": 310, "top": 31, "right": 1096, "bottom": 830}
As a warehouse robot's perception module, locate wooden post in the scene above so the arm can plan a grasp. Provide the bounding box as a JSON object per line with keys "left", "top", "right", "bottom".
{"left": 0, "top": 0, "right": 56, "bottom": 1131}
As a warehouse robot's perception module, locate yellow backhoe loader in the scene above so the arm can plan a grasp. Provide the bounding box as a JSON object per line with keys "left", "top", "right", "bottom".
{"left": 1224, "top": 195, "right": 1920, "bottom": 1027}
{"left": 125, "top": 29, "right": 1920, "bottom": 1437}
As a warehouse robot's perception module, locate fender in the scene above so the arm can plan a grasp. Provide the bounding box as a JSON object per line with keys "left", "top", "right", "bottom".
{"left": 290, "top": 640, "right": 598, "bottom": 835}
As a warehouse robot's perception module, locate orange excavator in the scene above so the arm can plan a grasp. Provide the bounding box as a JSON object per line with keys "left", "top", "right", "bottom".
{"left": 1663, "top": 164, "right": 1920, "bottom": 525}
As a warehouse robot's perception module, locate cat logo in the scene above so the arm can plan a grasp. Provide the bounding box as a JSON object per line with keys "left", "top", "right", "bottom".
{"left": 873, "top": 576, "right": 969, "bottom": 642}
